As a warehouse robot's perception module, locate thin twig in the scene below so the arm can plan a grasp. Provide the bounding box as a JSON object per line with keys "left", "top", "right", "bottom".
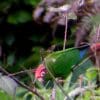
{"left": 44, "top": 61, "right": 71, "bottom": 100}
{"left": 0, "top": 66, "right": 44, "bottom": 100}
{"left": 8, "top": 69, "right": 36, "bottom": 77}
{"left": 63, "top": 15, "right": 68, "bottom": 50}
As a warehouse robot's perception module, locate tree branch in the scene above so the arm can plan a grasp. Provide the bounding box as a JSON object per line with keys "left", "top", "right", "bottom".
{"left": 0, "top": 66, "right": 44, "bottom": 100}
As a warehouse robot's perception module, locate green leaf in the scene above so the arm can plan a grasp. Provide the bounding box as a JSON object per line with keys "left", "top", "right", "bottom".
{"left": 23, "top": 93, "right": 33, "bottom": 100}
{"left": 0, "top": 90, "right": 11, "bottom": 100}
{"left": 7, "top": 11, "right": 32, "bottom": 24}
{"left": 83, "top": 91, "right": 92, "bottom": 100}
{"left": 56, "top": 87, "right": 65, "bottom": 100}
{"left": 16, "top": 87, "right": 28, "bottom": 98}
{"left": 94, "top": 88, "right": 100, "bottom": 96}
{"left": 86, "top": 67, "right": 98, "bottom": 81}
{"left": 45, "top": 48, "right": 81, "bottom": 79}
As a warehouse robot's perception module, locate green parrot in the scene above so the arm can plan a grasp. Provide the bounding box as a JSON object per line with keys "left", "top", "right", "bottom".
{"left": 35, "top": 42, "right": 99, "bottom": 86}
{"left": 44, "top": 45, "right": 91, "bottom": 79}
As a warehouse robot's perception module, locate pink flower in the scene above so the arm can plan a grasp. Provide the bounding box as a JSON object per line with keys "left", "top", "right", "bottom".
{"left": 34, "top": 64, "right": 47, "bottom": 82}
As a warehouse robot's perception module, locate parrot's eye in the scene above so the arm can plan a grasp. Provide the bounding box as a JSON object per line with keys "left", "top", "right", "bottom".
{"left": 78, "top": 0, "right": 85, "bottom": 7}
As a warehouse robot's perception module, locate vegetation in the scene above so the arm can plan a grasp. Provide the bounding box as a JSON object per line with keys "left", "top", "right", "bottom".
{"left": 0, "top": 0, "right": 100, "bottom": 100}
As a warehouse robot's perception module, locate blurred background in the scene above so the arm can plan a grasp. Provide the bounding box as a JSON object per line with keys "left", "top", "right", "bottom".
{"left": 0, "top": 0, "right": 75, "bottom": 72}
{"left": 0, "top": 0, "right": 54, "bottom": 72}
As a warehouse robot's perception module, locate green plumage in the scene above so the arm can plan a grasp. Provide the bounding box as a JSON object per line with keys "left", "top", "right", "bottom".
{"left": 45, "top": 48, "right": 81, "bottom": 78}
